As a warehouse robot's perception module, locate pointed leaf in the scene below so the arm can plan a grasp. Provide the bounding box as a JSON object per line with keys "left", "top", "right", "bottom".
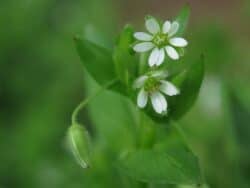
{"left": 74, "top": 36, "right": 116, "bottom": 85}
{"left": 170, "top": 55, "right": 205, "bottom": 119}
{"left": 174, "top": 4, "right": 190, "bottom": 36}
{"left": 113, "top": 25, "right": 137, "bottom": 87}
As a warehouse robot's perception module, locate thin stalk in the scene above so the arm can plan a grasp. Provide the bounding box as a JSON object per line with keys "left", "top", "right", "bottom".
{"left": 71, "top": 79, "right": 118, "bottom": 125}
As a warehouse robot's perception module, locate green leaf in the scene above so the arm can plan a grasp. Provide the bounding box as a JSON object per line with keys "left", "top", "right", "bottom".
{"left": 74, "top": 36, "right": 116, "bottom": 85}
{"left": 229, "top": 91, "right": 250, "bottom": 157}
{"left": 118, "top": 149, "right": 201, "bottom": 184}
{"left": 170, "top": 55, "right": 205, "bottom": 119}
{"left": 117, "top": 124, "right": 202, "bottom": 184}
{"left": 113, "top": 25, "right": 137, "bottom": 87}
{"left": 174, "top": 4, "right": 190, "bottom": 36}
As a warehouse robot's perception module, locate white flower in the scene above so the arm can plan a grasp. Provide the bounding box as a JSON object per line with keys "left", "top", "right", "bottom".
{"left": 133, "top": 71, "right": 180, "bottom": 114}
{"left": 133, "top": 17, "right": 188, "bottom": 67}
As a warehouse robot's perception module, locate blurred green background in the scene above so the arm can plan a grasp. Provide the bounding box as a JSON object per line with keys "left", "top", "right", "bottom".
{"left": 1, "top": 0, "right": 250, "bottom": 187}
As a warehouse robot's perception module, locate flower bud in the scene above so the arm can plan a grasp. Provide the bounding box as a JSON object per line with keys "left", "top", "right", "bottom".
{"left": 67, "top": 123, "right": 91, "bottom": 168}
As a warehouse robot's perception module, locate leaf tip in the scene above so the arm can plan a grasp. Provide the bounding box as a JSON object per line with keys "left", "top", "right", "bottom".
{"left": 124, "top": 24, "right": 133, "bottom": 31}
{"left": 181, "top": 2, "right": 191, "bottom": 13}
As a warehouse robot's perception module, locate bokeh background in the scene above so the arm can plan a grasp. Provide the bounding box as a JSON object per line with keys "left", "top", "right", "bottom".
{"left": 1, "top": 0, "right": 250, "bottom": 187}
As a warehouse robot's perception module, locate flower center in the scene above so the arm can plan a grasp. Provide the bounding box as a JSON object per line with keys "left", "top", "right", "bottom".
{"left": 144, "top": 77, "right": 160, "bottom": 93}
{"left": 153, "top": 33, "right": 169, "bottom": 48}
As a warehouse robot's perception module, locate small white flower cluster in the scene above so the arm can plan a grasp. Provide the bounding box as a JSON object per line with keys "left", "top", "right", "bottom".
{"left": 133, "top": 71, "right": 179, "bottom": 114}
{"left": 133, "top": 17, "right": 188, "bottom": 66}
{"left": 133, "top": 17, "right": 186, "bottom": 114}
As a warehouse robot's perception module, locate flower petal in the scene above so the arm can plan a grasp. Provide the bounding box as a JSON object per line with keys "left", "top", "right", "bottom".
{"left": 149, "top": 48, "right": 159, "bottom": 67}
{"left": 159, "top": 93, "right": 167, "bottom": 112}
{"left": 133, "top": 42, "right": 154, "bottom": 52}
{"left": 150, "top": 93, "right": 162, "bottom": 113}
{"left": 156, "top": 48, "right": 165, "bottom": 66}
{"left": 160, "top": 81, "right": 180, "bottom": 96}
{"left": 133, "top": 75, "right": 148, "bottom": 89}
{"left": 162, "top": 20, "right": 171, "bottom": 34}
{"left": 149, "top": 48, "right": 165, "bottom": 67}
{"left": 137, "top": 89, "right": 148, "bottom": 108}
{"left": 169, "top": 37, "right": 188, "bottom": 47}
{"left": 134, "top": 32, "right": 153, "bottom": 41}
{"left": 165, "top": 46, "right": 179, "bottom": 60}
{"left": 151, "top": 92, "right": 167, "bottom": 114}
{"left": 145, "top": 18, "right": 160, "bottom": 34}
{"left": 168, "top": 21, "right": 179, "bottom": 37}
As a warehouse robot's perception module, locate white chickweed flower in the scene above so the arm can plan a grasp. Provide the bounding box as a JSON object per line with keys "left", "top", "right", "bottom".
{"left": 133, "top": 71, "right": 180, "bottom": 114}
{"left": 133, "top": 17, "right": 188, "bottom": 67}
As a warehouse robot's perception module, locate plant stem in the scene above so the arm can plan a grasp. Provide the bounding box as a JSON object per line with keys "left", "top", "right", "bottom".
{"left": 71, "top": 79, "right": 118, "bottom": 125}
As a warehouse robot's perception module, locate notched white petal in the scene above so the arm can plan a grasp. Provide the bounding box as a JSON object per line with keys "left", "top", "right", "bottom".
{"left": 168, "top": 21, "right": 179, "bottom": 37}
{"left": 151, "top": 92, "right": 167, "bottom": 114}
{"left": 134, "top": 32, "right": 153, "bottom": 41}
{"left": 158, "top": 92, "right": 167, "bottom": 112}
{"left": 133, "top": 75, "right": 148, "bottom": 89}
{"left": 162, "top": 20, "right": 171, "bottom": 34}
{"left": 149, "top": 48, "right": 165, "bottom": 67}
{"left": 137, "top": 89, "right": 148, "bottom": 108}
{"left": 145, "top": 18, "right": 160, "bottom": 34}
{"left": 160, "top": 81, "right": 180, "bottom": 96}
{"left": 149, "top": 48, "right": 160, "bottom": 67}
{"left": 133, "top": 42, "right": 154, "bottom": 52}
{"left": 169, "top": 37, "right": 188, "bottom": 47}
{"left": 151, "top": 92, "right": 163, "bottom": 114}
{"left": 156, "top": 49, "right": 165, "bottom": 66}
{"left": 165, "top": 46, "right": 179, "bottom": 60}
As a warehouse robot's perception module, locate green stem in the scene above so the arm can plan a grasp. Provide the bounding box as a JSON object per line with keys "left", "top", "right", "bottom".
{"left": 139, "top": 53, "right": 147, "bottom": 75}
{"left": 71, "top": 79, "right": 118, "bottom": 125}
{"left": 137, "top": 111, "right": 156, "bottom": 149}
{"left": 136, "top": 112, "right": 154, "bottom": 188}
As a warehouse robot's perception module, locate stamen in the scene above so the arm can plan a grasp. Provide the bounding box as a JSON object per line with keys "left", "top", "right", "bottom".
{"left": 153, "top": 33, "right": 169, "bottom": 48}
{"left": 144, "top": 77, "right": 161, "bottom": 93}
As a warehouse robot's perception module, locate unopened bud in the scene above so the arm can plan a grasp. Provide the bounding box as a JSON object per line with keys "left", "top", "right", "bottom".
{"left": 67, "top": 123, "right": 91, "bottom": 168}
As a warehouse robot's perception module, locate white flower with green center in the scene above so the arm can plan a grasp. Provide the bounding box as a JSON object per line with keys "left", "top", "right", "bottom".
{"left": 133, "top": 17, "right": 188, "bottom": 67}
{"left": 133, "top": 71, "right": 180, "bottom": 114}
